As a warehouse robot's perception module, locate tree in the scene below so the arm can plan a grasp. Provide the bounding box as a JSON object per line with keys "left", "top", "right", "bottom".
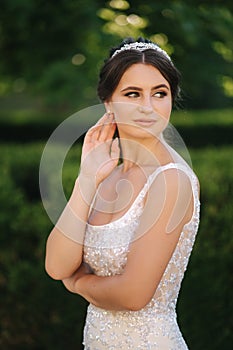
{"left": 0, "top": 0, "right": 232, "bottom": 110}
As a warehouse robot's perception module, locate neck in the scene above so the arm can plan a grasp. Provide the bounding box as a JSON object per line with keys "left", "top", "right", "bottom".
{"left": 119, "top": 135, "right": 174, "bottom": 173}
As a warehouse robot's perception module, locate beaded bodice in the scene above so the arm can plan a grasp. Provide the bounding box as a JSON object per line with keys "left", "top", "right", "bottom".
{"left": 83, "top": 163, "right": 200, "bottom": 349}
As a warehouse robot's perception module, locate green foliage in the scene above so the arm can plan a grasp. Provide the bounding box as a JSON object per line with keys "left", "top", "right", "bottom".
{"left": 172, "top": 108, "right": 233, "bottom": 126}
{"left": 0, "top": 143, "right": 87, "bottom": 349}
{"left": 0, "top": 137, "right": 232, "bottom": 349}
{"left": 0, "top": 107, "right": 233, "bottom": 148}
{"left": 0, "top": 0, "right": 232, "bottom": 110}
{"left": 178, "top": 147, "right": 233, "bottom": 349}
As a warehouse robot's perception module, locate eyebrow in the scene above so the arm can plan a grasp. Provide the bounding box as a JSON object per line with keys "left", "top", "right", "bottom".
{"left": 120, "top": 84, "right": 170, "bottom": 92}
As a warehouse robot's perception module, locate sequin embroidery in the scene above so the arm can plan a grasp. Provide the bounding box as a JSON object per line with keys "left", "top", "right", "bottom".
{"left": 83, "top": 163, "right": 200, "bottom": 349}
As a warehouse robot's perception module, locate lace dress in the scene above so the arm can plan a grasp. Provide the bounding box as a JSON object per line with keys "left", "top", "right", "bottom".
{"left": 83, "top": 163, "right": 200, "bottom": 349}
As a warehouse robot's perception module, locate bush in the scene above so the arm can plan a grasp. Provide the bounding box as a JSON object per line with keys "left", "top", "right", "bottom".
{"left": 178, "top": 147, "right": 233, "bottom": 349}
{"left": 0, "top": 108, "right": 232, "bottom": 147}
{"left": 0, "top": 143, "right": 87, "bottom": 350}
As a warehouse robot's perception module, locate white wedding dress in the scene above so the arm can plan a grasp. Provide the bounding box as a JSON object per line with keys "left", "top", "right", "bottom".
{"left": 83, "top": 163, "right": 200, "bottom": 349}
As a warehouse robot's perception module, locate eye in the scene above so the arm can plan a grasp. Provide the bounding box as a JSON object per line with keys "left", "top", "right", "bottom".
{"left": 124, "top": 91, "right": 140, "bottom": 98}
{"left": 154, "top": 91, "right": 167, "bottom": 98}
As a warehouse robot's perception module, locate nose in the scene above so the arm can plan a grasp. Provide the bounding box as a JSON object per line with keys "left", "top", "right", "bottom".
{"left": 138, "top": 105, "right": 153, "bottom": 114}
{"left": 137, "top": 96, "right": 153, "bottom": 114}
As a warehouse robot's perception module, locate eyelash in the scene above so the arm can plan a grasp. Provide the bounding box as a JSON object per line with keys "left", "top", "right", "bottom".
{"left": 124, "top": 92, "right": 139, "bottom": 98}
{"left": 155, "top": 91, "right": 167, "bottom": 98}
{"left": 124, "top": 91, "right": 167, "bottom": 98}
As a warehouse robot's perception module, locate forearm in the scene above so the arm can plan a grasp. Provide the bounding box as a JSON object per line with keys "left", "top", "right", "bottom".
{"left": 56, "top": 175, "right": 96, "bottom": 241}
{"left": 45, "top": 175, "right": 96, "bottom": 279}
{"left": 46, "top": 113, "right": 119, "bottom": 280}
{"left": 73, "top": 273, "right": 136, "bottom": 311}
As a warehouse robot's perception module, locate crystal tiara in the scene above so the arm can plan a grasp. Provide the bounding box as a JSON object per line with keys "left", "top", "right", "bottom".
{"left": 111, "top": 42, "right": 172, "bottom": 61}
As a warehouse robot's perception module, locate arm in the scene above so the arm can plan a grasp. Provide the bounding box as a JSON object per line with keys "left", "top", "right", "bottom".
{"left": 45, "top": 113, "right": 119, "bottom": 280}
{"left": 63, "top": 168, "right": 194, "bottom": 311}
{"left": 45, "top": 175, "right": 96, "bottom": 280}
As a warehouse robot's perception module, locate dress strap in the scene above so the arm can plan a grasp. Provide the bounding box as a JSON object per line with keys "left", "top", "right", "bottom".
{"left": 132, "top": 162, "right": 200, "bottom": 213}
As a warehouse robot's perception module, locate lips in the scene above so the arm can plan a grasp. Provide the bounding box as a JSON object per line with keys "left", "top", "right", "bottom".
{"left": 133, "top": 119, "right": 157, "bottom": 127}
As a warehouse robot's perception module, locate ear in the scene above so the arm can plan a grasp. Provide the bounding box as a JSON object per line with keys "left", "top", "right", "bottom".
{"left": 104, "top": 101, "right": 112, "bottom": 114}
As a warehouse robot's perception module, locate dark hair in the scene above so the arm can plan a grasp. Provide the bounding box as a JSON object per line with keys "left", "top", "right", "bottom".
{"left": 97, "top": 37, "right": 181, "bottom": 106}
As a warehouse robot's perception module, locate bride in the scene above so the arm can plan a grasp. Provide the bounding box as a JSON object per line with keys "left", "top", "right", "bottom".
{"left": 45, "top": 37, "right": 200, "bottom": 349}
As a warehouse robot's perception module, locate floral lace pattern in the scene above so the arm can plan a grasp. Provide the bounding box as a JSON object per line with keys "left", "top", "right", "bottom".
{"left": 83, "top": 163, "right": 200, "bottom": 349}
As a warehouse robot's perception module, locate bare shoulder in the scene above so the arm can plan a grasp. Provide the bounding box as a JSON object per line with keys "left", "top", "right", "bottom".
{"left": 150, "top": 166, "right": 193, "bottom": 197}
{"left": 137, "top": 166, "right": 194, "bottom": 236}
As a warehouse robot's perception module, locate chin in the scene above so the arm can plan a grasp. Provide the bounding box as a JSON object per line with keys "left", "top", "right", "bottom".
{"left": 118, "top": 124, "right": 166, "bottom": 141}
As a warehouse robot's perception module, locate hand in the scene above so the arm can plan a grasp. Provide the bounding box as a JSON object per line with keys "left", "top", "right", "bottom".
{"left": 80, "top": 113, "right": 120, "bottom": 187}
{"left": 62, "top": 262, "right": 93, "bottom": 293}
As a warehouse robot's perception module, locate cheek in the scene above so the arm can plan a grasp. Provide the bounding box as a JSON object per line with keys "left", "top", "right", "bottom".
{"left": 151, "top": 114, "right": 169, "bottom": 136}
{"left": 167, "top": 98, "right": 172, "bottom": 112}
{"left": 158, "top": 99, "right": 172, "bottom": 119}
{"left": 111, "top": 102, "right": 137, "bottom": 122}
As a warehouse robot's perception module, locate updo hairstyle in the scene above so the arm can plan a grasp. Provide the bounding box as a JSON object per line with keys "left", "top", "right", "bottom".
{"left": 97, "top": 37, "right": 181, "bottom": 106}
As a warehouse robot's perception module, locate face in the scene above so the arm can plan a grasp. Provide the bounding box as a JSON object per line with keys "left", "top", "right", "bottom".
{"left": 106, "top": 63, "right": 172, "bottom": 140}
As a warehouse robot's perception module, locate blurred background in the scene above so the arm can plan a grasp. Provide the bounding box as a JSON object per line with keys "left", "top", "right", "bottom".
{"left": 0, "top": 0, "right": 232, "bottom": 349}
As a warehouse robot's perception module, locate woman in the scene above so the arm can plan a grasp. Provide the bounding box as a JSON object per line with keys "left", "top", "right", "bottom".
{"left": 45, "top": 37, "right": 200, "bottom": 349}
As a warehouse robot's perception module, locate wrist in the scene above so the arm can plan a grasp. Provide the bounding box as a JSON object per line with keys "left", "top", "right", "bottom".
{"left": 78, "top": 172, "right": 97, "bottom": 190}
{"left": 75, "top": 273, "right": 91, "bottom": 295}
{"left": 72, "top": 174, "right": 97, "bottom": 204}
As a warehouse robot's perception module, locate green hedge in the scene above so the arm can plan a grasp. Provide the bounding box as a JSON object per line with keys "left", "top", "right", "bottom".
{"left": 0, "top": 108, "right": 233, "bottom": 147}
{"left": 0, "top": 143, "right": 232, "bottom": 349}
{"left": 178, "top": 147, "right": 233, "bottom": 349}
{"left": 0, "top": 143, "right": 87, "bottom": 350}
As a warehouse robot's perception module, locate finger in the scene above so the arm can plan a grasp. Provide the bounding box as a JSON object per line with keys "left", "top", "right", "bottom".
{"left": 85, "top": 113, "right": 114, "bottom": 144}
{"left": 95, "top": 113, "right": 109, "bottom": 126}
{"left": 84, "top": 116, "right": 107, "bottom": 143}
{"left": 84, "top": 126, "right": 99, "bottom": 144}
{"left": 110, "top": 137, "right": 120, "bottom": 162}
{"left": 98, "top": 114, "right": 115, "bottom": 142}
{"left": 105, "top": 122, "right": 117, "bottom": 141}
{"left": 87, "top": 113, "right": 111, "bottom": 142}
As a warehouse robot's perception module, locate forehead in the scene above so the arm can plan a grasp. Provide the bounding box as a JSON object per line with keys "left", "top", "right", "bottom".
{"left": 118, "top": 63, "right": 169, "bottom": 87}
